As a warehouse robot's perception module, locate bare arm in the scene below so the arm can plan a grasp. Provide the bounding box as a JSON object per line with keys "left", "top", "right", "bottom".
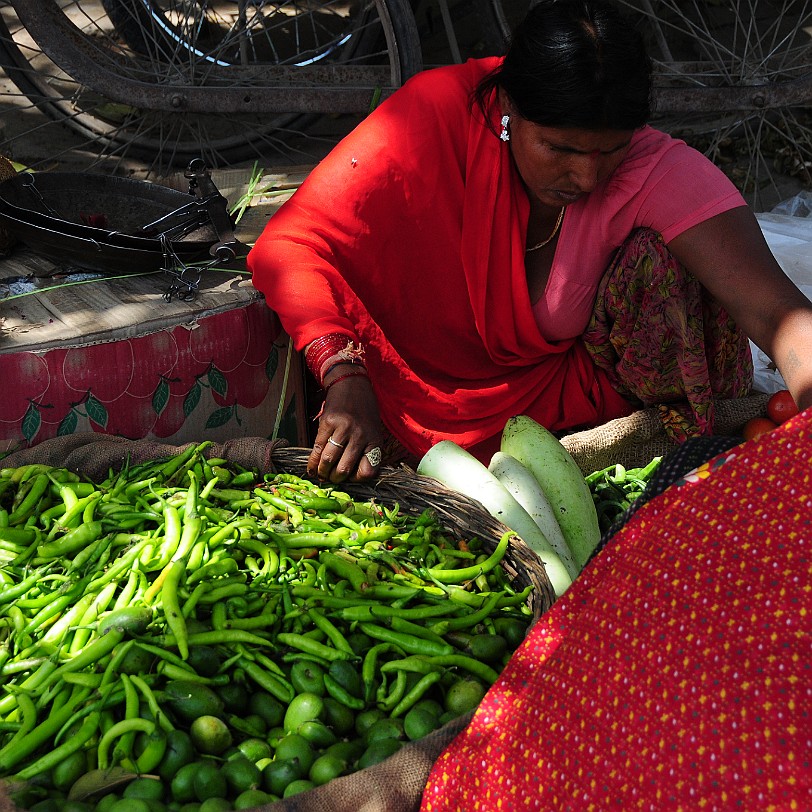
{"left": 668, "top": 206, "right": 812, "bottom": 411}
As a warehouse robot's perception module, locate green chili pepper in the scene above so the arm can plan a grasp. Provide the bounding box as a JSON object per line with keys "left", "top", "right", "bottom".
{"left": 276, "top": 632, "right": 353, "bottom": 662}
{"left": 162, "top": 559, "right": 189, "bottom": 660}
{"left": 358, "top": 623, "right": 454, "bottom": 657}
{"left": 389, "top": 671, "right": 443, "bottom": 718}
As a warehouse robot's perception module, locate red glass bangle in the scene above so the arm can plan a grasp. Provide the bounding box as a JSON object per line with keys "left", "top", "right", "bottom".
{"left": 305, "top": 333, "right": 366, "bottom": 387}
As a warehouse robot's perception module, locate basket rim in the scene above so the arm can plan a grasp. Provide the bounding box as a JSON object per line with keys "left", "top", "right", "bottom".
{"left": 271, "top": 447, "right": 556, "bottom": 621}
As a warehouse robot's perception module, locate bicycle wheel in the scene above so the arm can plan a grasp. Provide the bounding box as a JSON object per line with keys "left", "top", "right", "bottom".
{"left": 0, "top": 0, "right": 422, "bottom": 173}
{"left": 413, "top": 0, "right": 510, "bottom": 67}
{"left": 615, "top": 0, "right": 812, "bottom": 211}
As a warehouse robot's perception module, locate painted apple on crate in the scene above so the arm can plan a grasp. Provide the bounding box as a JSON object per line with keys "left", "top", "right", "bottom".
{"left": 0, "top": 301, "right": 305, "bottom": 451}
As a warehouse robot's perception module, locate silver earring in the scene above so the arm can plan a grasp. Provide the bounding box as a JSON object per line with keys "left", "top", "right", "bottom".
{"left": 500, "top": 114, "right": 510, "bottom": 142}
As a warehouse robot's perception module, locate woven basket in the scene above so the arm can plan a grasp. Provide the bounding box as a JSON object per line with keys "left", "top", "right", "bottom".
{"left": 272, "top": 447, "right": 556, "bottom": 623}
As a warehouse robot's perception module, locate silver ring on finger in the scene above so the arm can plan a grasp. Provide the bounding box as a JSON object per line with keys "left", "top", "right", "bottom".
{"left": 327, "top": 437, "right": 345, "bottom": 449}
{"left": 364, "top": 446, "right": 382, "bottom": 467}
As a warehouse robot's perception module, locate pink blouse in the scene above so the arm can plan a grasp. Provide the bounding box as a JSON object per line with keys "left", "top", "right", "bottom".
{"left": 534, "top": 125, "right": 746, "bottom": 341}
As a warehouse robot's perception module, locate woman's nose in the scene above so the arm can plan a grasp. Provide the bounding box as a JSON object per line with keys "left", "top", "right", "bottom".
{"left": 568, "top": 154, "right": 601, "bottom": 193}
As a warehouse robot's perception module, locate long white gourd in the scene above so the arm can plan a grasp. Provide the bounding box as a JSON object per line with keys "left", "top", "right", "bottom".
{"left": 501, "top": 415, "right": 601, "bottom": 569}
{"left": 488, "top": 451, "right": 580, "bottom": 580}
{"left": 416, "top": 440, "right": 572, "bottom": 597}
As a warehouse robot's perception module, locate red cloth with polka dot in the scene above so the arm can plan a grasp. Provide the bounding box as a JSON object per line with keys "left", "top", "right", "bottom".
{"left": 422, "top": 409, "right": 812, "bottom": 811}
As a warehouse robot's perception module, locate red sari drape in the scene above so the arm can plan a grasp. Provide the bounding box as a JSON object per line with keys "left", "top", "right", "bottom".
{"left": 247, "top": 59, "right": 631, "bottom": 459}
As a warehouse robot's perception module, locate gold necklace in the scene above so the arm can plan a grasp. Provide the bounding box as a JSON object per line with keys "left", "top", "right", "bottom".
{"left": 526, "top": 206, "right": 565, "bottom": 253}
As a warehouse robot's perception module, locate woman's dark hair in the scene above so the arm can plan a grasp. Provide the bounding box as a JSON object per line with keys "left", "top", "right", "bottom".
{"left": 473, "top": 0, "right": 652, "bottom": 130}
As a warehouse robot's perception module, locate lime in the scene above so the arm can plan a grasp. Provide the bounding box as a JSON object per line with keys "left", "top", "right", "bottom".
{"left": 262, "top": 758, "right": 302, "bottom": 796}
{"left": 217, "top": 682, "right": 250, "bottom": 715}
{"left": 283, "top": 778, "right": 315, "bottom": 797}
{"left": 322, "top": 697, "right": 355, "bottom": 736}
{"left": 107, "top": 801, "right": 151, "bottom": 812}
{"left": 354, "top": 708, "right": 385, "bottom": 738}
{"left": 327, "top": 661, "right": 363, "bottom": 698}
{"left": 290, "top": 661, "right": 326, "bottom": 697}
{"left": 309, "top": 753, "right": 347, "bottom": 786}
{"left": 444, "top": 678, "right": 487, "bottom": 716}
{"left": 283, "top": 693, "right": 324, "bottom": 734}
{"left": 190, "top": 715, "right": 233, "bottom": 756}
{"left": 324, "top": 739, "right": 365, "bottom": 765}
{"left": 185, "top": 646, "right": 222, "bottom": 678}
{"left": 492, "top": 617, "right": 528, "bottom": 649}
{"left": 51, "top": 749, "right": 88, "bottom": 793}
{"left": 115, "top": 644, "right": 153, "bottom": 675}
{"left": 193, "top": 760, "right": 228, "bottom": 802}
{"left": 28, "top": 801, "right": 60, "bottom": 812}
{"left": 221, "top": 757, "right": 262, "bottom": 794}
{"left": 199, "top": 799, "right": 231, "bottom": 812}
{"left": 404, "top": 707, "right": 441, "bottom": 741}
{"left": 357, "top": 738, "right": 403, "bottom": 770}
{"left": 171, "top": 762, "right": 202, "bottom": 805}
{"left": 364, "top": 717, "right": 405, "bottom": 745}
{"left": 346, "top": 631, "right": 373, "bottom": 656}
{"left": 159, "top": 729, "right": 196, "bottom": 782}
{"left": 233, "top": 789, "right": 275, "bottom": 809}
{"left": 93, "top": 794, "right": 120, "bottom": 812}
{"left": 297, "top": 720, "right": 338, "bottom": 749}
{"left": 236, "top": 737, "right": 273, "bottom": 765}
{"left": 467, "top": 633, "right": 508, "bottom": 663}
{"left": 249, "top": 692, "right": 285, "bottom": 728}
{"left": 412, "top": 699, "right": 443, "bottom": 719}
{"left": 122, "top": 777, "right": 165, "bottom": 802}
{"left": 273, "top": 733, "right": 315, "bottom": 774}
{"left": 164, "top": 681, "right": 224, "bottom": 723}
{"left": 60, "top": 804, "right": 93, "bottom": 812}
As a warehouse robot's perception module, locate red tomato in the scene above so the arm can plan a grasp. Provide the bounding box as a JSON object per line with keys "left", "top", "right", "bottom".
{"left": 742, "top": 416, "right": 778, "bottom": 441}
{"left": 766, "top": 389, "right": 799, "bottom": 424}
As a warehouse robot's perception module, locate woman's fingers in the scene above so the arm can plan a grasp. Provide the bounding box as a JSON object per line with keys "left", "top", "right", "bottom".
{"left": 308, "top": 432, "right": 383, "bottom": 483}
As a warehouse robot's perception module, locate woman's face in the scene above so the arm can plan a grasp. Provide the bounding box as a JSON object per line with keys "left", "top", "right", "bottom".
{"left": 500, "top": 93, "right": 634, "bottom": 208}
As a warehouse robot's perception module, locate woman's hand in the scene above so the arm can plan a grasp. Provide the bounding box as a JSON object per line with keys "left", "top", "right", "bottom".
{"left": 307, "top": 368, "right": 385, "bottom": 483}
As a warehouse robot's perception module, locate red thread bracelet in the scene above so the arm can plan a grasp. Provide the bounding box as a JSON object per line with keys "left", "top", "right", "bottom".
{"left": 323, "top": 369, "right": 368, "bottom": 392}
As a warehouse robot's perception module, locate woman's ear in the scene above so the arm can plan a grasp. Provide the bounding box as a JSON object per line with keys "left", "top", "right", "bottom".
{"left": 497, "top": 87, "right": 511, "bottom": 117}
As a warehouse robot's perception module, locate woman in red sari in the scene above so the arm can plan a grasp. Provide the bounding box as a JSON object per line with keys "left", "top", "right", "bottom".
{"left": 248, "top": 0, "right": 812, "bottom": 482}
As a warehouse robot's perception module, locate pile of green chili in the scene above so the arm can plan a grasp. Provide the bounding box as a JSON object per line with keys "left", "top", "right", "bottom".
{"left": 585, "top": 456, "right": 662, "bottom": 534}
{"left": 0, "top": 443, "right": 532, "bottom": 810}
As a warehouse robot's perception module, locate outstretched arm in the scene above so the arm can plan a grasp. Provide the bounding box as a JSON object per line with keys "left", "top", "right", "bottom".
{"left": 668, "top": 206, "right": 812, "bottom": 411}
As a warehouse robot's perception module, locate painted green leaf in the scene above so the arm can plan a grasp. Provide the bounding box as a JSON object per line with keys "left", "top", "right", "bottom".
{"left": 85, "top": 396, "right": 108, "bottom": 428}
{"left": 183, "top": 382, "right": 202, "bottom": 417}
{"left": 22, "top": 402, "right": 41, "bottom": 443}
{"left": 208, "top": 366, "right": 228, "bottom": 398}
{"left": 205, "top": 406, "right": 233, "bottom": 429}
{"left": 152, "top": 379, "right": 170, "bottom": 416}
{"left": 57, "top": 409, "right": 78, "bottom": 437}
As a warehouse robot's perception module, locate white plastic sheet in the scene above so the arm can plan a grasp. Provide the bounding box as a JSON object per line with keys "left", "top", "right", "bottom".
{"left": 751, "top": 193, "right": 812, "bottom": 393}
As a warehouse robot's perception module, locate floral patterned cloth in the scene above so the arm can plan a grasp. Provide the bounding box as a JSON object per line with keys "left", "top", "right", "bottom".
{"left": 421, "top": 407, "right": 812, "bottom": 812}
{"left": 582, "top": 228, "right": 754, "bottom": 442}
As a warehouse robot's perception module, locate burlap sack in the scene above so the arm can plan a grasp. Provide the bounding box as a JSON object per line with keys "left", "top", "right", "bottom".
{"left": 0, "top": 434, "right": 289, "bottom": 479}
{"left": 560, "top": 393, "right": 771, "bottom": 474}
